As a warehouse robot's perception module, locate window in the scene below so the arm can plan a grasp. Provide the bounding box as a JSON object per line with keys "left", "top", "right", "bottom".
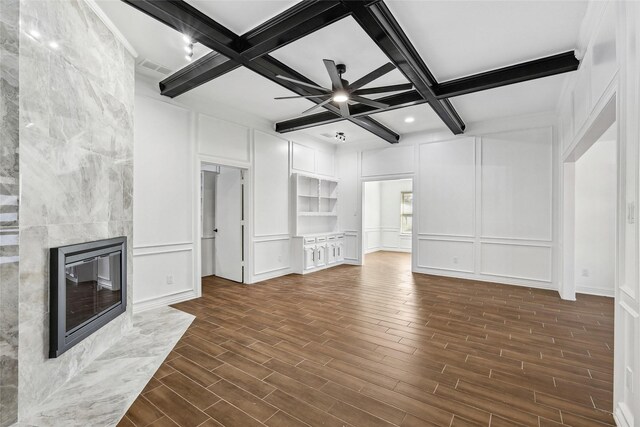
{"left": 400, "top": 191, "right": 413, "bottom": 234}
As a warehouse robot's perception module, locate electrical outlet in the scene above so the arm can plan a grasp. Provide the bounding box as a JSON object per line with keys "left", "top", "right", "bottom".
{"left": 166, "top": 275, "right": 174, "bottom": 285}
{"left": 582, "top": 269, "right": 589, "bottom": 277}
{"left": 626, "top": 367, "right": 634, "bottom": 392}
{"left": 453, "top": 257, "right": 459, "bottom": 264}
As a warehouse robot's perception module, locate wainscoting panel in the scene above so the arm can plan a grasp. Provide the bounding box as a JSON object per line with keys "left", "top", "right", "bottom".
{"left": 344, "top": 232, "right": 360, "bottom": 261}
{"left": 253, "top": 237, "right": 291, "bottom": 276}
{"left": 417, "top": 238, "right": 474, "bottom": 273}
{"left": 197, "top": 114, "right": 250, "bottom": 162}
{"left": 292, "top": 142, "right": 315, "bottom": 174}
{"left": 134, "top": 96, "right": 192, "bottom": 248}
{"left": 361, "top": 145, "right": 414, "bottom": 177}
{"left": 364, "top": 228, "right": 381, "bottom": 253}
{"left": 481, "top": 127, "right": 553, "bottom": 241}
{"left": 254, "top": 131, "right": 289, "bottom": 237}
{"left": 316, "top": 148, "right": 335, "bottom": 177}
{"left": 418, "top": 138, "right": 475, "bottom": 237}
{"left": 480, "top": 242, "right": 552, "bottom": 282}
{"left": 133, "top": 246, "right": 194, "bottom": 307}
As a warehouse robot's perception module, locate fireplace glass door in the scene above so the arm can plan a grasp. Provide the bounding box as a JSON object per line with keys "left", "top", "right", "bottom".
{"left": 65, "top": 252, "right": 122, "bottom": 333}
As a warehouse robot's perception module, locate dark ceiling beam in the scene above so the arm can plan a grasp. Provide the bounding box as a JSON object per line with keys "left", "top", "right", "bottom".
{"left": 344, "top": 1, "right": 466, "bottom": 135}
{"left": 159, "top": 52, "right": 239, "bottom": 98}
{"left": 276, "top": 90, "right": 425, "bottom": 133}
{"left": 237, "top": 1, "right": 353, "bottom": 59}
{"left": 123, "top": 0, "right": 400, "bottom": 143}
{"left": 434, "top": 51, "right": 580, "bottom": 99}
{"left": 155, "top": 0, "right": 353, "bottom": 97}
{"left": 275, "top": 51, "right": 581, "bottom": 132}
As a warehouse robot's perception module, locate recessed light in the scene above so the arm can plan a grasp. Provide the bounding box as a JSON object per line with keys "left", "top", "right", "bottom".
{"left": 25, "top": 122, "right": 35, "bottom": 128}
{"left": 48, "top": 41, "right": 59, "bottom": 49}
{"left": 404, "top": 116, "right": 415, "bottom": 123}
{"left": 29, "top": 29, "right": 41, "bottom": 39}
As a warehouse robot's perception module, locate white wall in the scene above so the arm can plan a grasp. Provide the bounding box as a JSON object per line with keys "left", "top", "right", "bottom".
{"left": 363, "top": 179, "right": 412, "bottom": 253}
{"left": 574, "top": 137, "right": 616, "bottom": 296}
{"left": 363, "top": 181, "right": 381, "bottom": 253}
{"left": 555, "top": 1, "right": 639, "bottom": 425}
{"left": 338, "top": 124, "right": 555, "bottom": 289}
{"left": 133, "top": 76, "right": 336, "bottom": 311}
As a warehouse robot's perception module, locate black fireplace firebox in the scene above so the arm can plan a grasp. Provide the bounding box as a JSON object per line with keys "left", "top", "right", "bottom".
{"left": 49, "top": 237, "right": 127, "bottom": 358}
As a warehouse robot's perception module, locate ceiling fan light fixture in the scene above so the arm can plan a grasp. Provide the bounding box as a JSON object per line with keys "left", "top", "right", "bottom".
{"left": 332, "top": 91, "right": 349, "bottom": 103}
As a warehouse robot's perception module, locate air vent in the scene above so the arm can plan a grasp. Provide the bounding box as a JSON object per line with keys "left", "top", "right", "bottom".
{"left": 320, "top": 133, "right": 334, "bottom": 139}
{"left": 140, "top": 59, "right": 159, "bottom": 71}
{"left": 138, "top": 59, "right": 172, "bottom": 76}
{"left": 156, "top": 66, "right": 172, "bottom": 75}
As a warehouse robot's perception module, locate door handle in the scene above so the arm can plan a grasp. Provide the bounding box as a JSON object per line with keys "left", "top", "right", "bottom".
{"left": 213, "top": 229, "right": 218, "bottom": 233}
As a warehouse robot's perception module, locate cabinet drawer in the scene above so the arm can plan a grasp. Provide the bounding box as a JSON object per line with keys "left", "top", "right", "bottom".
{"left": 304, "top": 237, "right": 316, "bottom": 244}
{"left": 316, "top": 237, "right": 327, "bottom": 243}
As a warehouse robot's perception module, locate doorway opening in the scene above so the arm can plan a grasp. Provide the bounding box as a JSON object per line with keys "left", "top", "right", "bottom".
{"left": 362, "top": 178, "right": 413, "bottom": 269}
{"left": 562, "top": 95, "right": 617, "bottom": 301}
{"left": 200, "top": 163, "right": 246, "bottom": 283}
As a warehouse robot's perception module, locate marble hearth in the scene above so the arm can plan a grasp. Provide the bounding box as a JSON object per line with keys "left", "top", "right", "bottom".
{"left": 17, "top": 306, "right": 193, "bottom": 427}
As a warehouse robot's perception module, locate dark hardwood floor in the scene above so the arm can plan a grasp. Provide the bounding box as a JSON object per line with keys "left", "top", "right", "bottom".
{"left": 118, "top": 251, "right": 614, "bottom": 427}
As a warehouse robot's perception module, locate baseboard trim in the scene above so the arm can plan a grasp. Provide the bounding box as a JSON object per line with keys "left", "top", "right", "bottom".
{"left": 576, "top": 286, "right": 615, "bottom": 297}
{"left": 249, "top": 268, "right": 293, "bottom": 284}
{"left": 133, "top": 289, "right": 198, "bottom": 313}
{"left": 413, "top": 267, "right": 558, "bottom": 292}
{"left": 614, "top": 402, "right": 633, "bottom": 427}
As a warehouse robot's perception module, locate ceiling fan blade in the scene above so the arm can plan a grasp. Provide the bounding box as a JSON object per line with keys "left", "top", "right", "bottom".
{"left": 323, "top": 59, "right": 344, "bottom": 90}
{"left": 339, "top": 102, "right": 350, "bottom": 117}
{"left": 353, "top": 83, "right": 414, "bottom": 96}
{"left": 349, "top": 62, "right": 396, "bottom": 90}
{"left": 274, "top": 94, "right": 330, "bottom": 100}
{"left": 275, "top": 75, "right": 330, "bottom": 92}
{"left": 301, "top": 98, "right": 333, "bottom": 115}
{"left": 350, "top": 95, "right": 389, "bottom": 110}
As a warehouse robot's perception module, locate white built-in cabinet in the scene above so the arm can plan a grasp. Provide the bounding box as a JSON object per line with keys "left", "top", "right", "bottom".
{"left": 292, "top": 173, "right": 343, "bottom": 274}
{"left": 293, "top": 234, "right": 345, "bottom": 274}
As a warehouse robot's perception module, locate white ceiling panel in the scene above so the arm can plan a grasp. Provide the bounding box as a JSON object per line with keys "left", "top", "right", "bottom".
{"left": 450, "top": 73, "right": 569, "bottom": 124}
{"left": 96, "top": 0, "right": 212, "bottom": 73}
{"left": 270, "top": 16, "right": 410, "bottom": 92}
{"left": 288, "top": 119, "right": 385, "bottom": 145}
{"left": 192, "top": 67, "right": 317, "bottom": 121}
{"left": 186, "top": 0, "right": 299, "bottom": 35}
{"left": 386, "top": 0, "right": 587, "bottom": 82}
{"left": 370, "top": 104, "right": 448, "bottom": 135}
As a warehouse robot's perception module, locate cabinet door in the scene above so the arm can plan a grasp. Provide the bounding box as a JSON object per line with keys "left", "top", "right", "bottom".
{"left": 316, "top": 245, "right": 327, "bottom": 267}
{"left": 304, "top": 246, "right": 316, "bottom": 270}
{"left": 327, "top": 243, "right": 336, "bottom": 264}
{"left": 337, "top": 242, "right": 344, "bottom": 261}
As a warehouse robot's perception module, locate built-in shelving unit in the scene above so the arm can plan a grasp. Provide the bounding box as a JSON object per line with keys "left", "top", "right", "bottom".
{"left": 293, "top": 173, "right": 339, "bottom": 236}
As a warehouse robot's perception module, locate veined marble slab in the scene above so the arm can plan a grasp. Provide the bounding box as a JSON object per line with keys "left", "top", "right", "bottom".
{"left": 17, "top": 306, "right": 193, "bottom": 427}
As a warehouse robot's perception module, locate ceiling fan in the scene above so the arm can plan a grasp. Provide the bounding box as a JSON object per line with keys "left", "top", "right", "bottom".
{"left": 274, "top": 59, "right": 413, "bottom": 117}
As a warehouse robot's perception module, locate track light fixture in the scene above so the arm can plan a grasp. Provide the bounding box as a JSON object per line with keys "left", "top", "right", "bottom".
{"left": 335, "top": 132, "right": 346, "bottom": 143}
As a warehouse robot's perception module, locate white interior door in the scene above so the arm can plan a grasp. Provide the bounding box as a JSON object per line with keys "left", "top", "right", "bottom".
{"left": 201, "top": 171, "right": 216, "bottom": 277}
{"left": 214, "top": 166, "right": 244, "bottom": 282}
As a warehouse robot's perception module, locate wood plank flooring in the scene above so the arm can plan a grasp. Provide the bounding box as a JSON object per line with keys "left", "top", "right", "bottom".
{"left": 118, "top": 252, "right": 614, "bottom": 427}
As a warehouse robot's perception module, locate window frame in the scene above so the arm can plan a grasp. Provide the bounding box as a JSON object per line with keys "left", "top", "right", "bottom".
{"left": 400, "top": 191, "right": 413, "bottom": 235}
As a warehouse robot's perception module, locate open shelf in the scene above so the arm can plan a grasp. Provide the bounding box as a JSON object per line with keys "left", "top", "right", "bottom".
{"left": 293, "top": 173, "right": 339, "bottom": 236}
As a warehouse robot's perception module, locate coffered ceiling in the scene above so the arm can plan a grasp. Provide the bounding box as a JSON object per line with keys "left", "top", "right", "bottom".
{"left": 96, "top": 0, "right": 588, "bottom": 144}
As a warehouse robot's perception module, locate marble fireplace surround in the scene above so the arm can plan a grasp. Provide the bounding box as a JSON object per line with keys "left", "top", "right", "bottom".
{"left": 6, "top": 0, "right": 196, "bottom": 425}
